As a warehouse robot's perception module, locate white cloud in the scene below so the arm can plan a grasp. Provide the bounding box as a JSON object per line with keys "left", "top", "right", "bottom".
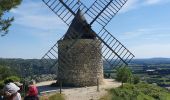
{"left": 120, "top": 27, "right": 170, "bottom": 40}
{"left": 120, "top": 0, "right": 140, "bottom": 13}
{"left": 3, "top": 1, "right": 69, "bottom": 59}
{"left": 117, "top": 27, "right": 170, "bottom": 58}
{"left": 11, "top": 1, "right": 67, "bottom": 33}
{"left": 144, "top": 0, "right": 170, "bottom": 5}
{"left": 145, "top": 0, "right": 161, "bottom": 5}
{"left": 16, "top": 15, "right": 65, "bottom": 30}
{"left": 120, "top": 0, "right": 170, "bottom": 13}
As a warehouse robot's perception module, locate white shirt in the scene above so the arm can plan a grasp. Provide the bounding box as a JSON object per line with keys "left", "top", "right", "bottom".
{"left": 13, "top": 93, "right": 21, "bottom": 100}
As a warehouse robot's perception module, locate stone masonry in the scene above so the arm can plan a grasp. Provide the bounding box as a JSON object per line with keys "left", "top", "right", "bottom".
{"left": 58, "top": 39, "right": 103, "bottom": 87}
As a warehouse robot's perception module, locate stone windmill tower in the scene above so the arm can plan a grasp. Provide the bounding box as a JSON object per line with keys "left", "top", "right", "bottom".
{"left": 41, "top": 0, "right": 135, "bottom": 87}
{"left": 58, "top": 10, "right": 103, "bottom": 86}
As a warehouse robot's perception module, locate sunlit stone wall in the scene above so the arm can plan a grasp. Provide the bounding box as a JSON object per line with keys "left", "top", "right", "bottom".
{"left": 58, "top": 39, "right": 103, "bottom": 87}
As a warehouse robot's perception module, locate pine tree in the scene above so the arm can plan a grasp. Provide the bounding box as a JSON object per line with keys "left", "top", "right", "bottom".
{"left": 0, "top": 0, "right": 22, "bottom": 36}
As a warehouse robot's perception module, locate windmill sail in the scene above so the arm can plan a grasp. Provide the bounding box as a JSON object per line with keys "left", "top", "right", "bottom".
{"left": 41, "top": 10, "right": 95, "bottom": 68}
{"left": 41, "top": 0, "right": 134, "bottom": 69}
{"left": 42, "top": 0, "right": 87, "bottom": 25}
{"left": 87, "top": 0, "right": 128, "bottom": 27}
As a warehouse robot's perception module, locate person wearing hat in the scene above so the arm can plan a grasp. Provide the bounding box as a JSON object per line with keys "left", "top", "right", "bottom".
{"left": 24, "top": 80, "right": 39, "bottom": 100}
{"left": 3, "top": 82, "right": 21, "bottom": 100}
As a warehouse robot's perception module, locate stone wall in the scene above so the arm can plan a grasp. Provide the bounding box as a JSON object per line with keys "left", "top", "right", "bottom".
{"left": 58, "top": 39, "right": 103, "bottom": 87}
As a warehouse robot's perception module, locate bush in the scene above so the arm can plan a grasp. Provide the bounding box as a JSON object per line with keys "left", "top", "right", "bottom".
{"left": 133, "top": 76, "right": 140, "bottom": 84}
{"left": 0, "top": 76, "right": 20, "bottom": 89}
{"left": 101, "top": 83, "right": 170, "bottom": 100}
{"left": 4, "top": 76, "right": 20, "bottom": 84}
{"left": 116, "top": 67, "right": 133, "bottom": 86}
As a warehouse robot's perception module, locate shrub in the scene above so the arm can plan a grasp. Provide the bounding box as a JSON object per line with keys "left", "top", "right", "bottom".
{"left": 4, "top": 76, "right": 20, "bottom": 84}
{"left": 133, "top": 75, "right": 140, "bottom": 84}
{"left": 116, "top": 67, "right": 133, "bottom": 87}
{"left": 101, "top": 83, "right": 170, "bottom": 100}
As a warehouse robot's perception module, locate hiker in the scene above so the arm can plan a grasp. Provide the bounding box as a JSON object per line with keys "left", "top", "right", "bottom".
{"left": 24, "top": 80, "right": 39, "bottom": 100}
{"left": 3, "top": 82, "right": 21, "bottom": 100}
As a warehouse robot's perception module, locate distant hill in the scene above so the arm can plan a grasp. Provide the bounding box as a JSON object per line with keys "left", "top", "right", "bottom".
{"left": 0, "top": 58, "right": 170, "bottom": 76}
{"left": 0, "top": 58, "right": 57, "bottom": 78}
{"left": 103, "top": 58, "right": 170, "bottom": 69}
{"left": 130, "top": 58, "right": 170, "bottom": 65}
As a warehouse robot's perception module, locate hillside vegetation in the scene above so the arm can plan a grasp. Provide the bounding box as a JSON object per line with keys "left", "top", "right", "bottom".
{"left": 101, "top": 83, "right": 170, "bottom": 100}
{"left": 0, "top": 59, "right": 57, "bottom": 83}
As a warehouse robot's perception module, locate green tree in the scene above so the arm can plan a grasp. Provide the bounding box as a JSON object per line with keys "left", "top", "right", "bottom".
{"left": 0, "top": 0, "right": 22, "bottom": 36}
{"left": 116, "top": 67, "right": 132, "bottom": 87}
{"left": 0, "top": 65, "right": 13, "bottom": 80}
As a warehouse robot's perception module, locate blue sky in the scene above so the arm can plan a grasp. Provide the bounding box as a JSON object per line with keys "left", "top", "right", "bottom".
{"left": 0, "top": 0, "right": 170, "bottom": 59}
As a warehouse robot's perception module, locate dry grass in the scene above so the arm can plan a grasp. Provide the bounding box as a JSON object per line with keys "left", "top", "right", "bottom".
{"left": 40, "top": 93, "right": 65, "bottom": 100}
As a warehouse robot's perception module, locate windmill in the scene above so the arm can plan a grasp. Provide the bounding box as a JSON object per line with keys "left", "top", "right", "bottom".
{"left": 41, "top": 0, "right": 135, "bottom": 86}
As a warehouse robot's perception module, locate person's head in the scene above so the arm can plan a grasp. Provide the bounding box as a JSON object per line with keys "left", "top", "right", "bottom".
{"left": 3, "top": 83, "right": 20, "bottom": 97}
{"left": 30, "top": 80, "right": 36, "bottom": 85}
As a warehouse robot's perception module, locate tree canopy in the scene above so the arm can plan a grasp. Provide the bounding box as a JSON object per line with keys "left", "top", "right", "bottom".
{"left": 0, "top": 65, "right": 16, "bottom": 80}
{"left": 0, "top": 0, "right": 22, "bottom": 36}
{"left": 116, "top": 67, "right": 133, "bottom": 87}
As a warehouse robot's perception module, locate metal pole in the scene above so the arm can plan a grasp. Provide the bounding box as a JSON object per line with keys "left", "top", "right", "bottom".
{"left": 60, "top": 81, "right": 62, "bottom": 94}
{"left": 97, "top": 78, "right": 99, "bottom": 92}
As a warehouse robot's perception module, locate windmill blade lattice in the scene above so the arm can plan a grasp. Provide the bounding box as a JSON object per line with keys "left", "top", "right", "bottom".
{"left": 41, "top": 0, "right": 91, "bottom": 68}
{"left": 42, "top": 0, "right": 128, "bottom": 27}
{"left": 87, "top": 0, "right": 128, "bottom": 27}
{"left": 79, "top": 0, "right": 134, "bottom": 67}
{"left": 41, "top": 41, "right": 73, "bottom": 76}
{"left": 89, "top": 29, "right": 134, "bottom": 68}
{"left": 41, "top": 0, "right": 134, "bottom": 70}
{"left": 78, "top": 0, "right": 134, "bottom": 67}
{"left": 42, "top": 0, "right": 87, "bottom": 25}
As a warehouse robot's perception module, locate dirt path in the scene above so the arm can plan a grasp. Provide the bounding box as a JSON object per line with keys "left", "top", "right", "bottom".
{"left": 63, "top": 79, "right": 121, "bottom": 100}
{"left": 36, "top": 80, "right": 57, "bottom": 87}
{"left": 37, "top": 79, "right": 121, "bottom": 100}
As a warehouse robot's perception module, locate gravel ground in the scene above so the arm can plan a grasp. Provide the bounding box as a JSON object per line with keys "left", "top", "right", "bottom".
{"left": 63, "top": 79, "right": 121, "bottom": 100}
{"left": 37, "top": 79, "right": 121, "bottom": 100}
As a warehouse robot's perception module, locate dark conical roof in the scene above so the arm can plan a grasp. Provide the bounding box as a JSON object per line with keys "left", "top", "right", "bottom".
{"left": 63, "top": 10, "right": 96, "bottom": 40}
